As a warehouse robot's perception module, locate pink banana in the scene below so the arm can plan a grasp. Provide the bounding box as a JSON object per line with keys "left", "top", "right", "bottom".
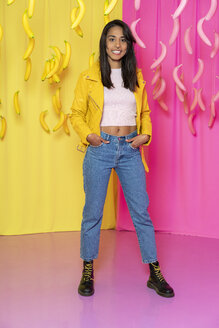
{"left": 173, "top": 64, "right": 187, "bottom": 92}
{"left": 210, "top": 32, "right": 219, "bottom": 58}
{"left": 188, "top": 112, "right": 196, "bottom": 135}
{"left": 172, "top": 0, "right": 188, "bottom": 19}
{"left": 213, "top": 89, "right": 219, "bottom": 102}
{"left": 157, "top": 98, "right": 168, "bottom": 111}
{"left": 192, "top": 58, "right": 204, "bottom": 84}
{"left": 153, "top": 78, "right": 166, "bottom": 100}
{"left": 176, "top": 84, "right": 185, "bottom": 102}
{"left": 205, "top": 0, "right": 218, "bottom": 21}
{"left": 130, "top": 18, "right": 146, "bottom": 48}
{"left": 135, "top": 0, "right": 141, "bottom": 11}
{"left": 151, "top": 65, "right": 161, "bottom": 85}
{"left": 208, "top": 114, "right": 215, "bottom": 128}
{"left": 150, "top": 41, "right": 167, "bottom": 70}
{"left": 190, "top": 88, "right": 198, "bottom": 111}
{"left": 184, "top": 26, "right": 193, "bottom": 55}
{"left": 210, "top": 97, "right": 216, "bottom": 117}
{"left": 183, "top": 93, "right": 189, "bottom": 115}
{"left": 197, "top": 88, "right": 206, "bottom": 111}
{"left": 169, "top": 17, "right": 180, "bottom": 46}
{"left": 153, "top": 78, "right": 161, "bottom": 96}
{"left": 197, "top": 17, "right": 212, "bottom": 47}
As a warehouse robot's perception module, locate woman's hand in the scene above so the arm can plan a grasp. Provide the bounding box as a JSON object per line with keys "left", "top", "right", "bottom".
{"left": 86, "top": 133, "right": 110, "bottom": 146}
{"left": 126, "top": 134, "right": 150, "bottom": 148}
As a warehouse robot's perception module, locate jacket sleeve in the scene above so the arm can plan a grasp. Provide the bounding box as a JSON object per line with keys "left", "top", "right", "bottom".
{"left": 69, "top": 72, "right": 92, "bottom": 146}
{"left": 140, "top": 84, "right": 152, "bottom": 146}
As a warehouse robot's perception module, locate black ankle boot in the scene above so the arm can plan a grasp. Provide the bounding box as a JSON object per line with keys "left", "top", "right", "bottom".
{"left": 147, "top": 261, "right": 174, "bottom": 298}
{"left": 78, "top": 260, "right": 94, "bottom": 296}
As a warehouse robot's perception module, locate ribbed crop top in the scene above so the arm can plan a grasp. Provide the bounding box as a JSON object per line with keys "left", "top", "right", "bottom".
{"left": 100, "top": 68, "right": 137, "bottom": 126}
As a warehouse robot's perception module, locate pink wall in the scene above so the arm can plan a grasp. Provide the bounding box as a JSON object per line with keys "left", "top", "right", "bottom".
{"left": 117, "top": 0, "right": 219, "bottom": 238}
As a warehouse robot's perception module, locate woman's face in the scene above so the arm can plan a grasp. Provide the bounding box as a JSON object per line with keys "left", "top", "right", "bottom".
{"left": 106, "top": 25, "right": 127, "bottom": 68}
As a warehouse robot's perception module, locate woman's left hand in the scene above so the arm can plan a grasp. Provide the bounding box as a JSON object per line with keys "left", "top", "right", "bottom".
{"left": 126, "top": 134, "right": 150, "bottom": 148}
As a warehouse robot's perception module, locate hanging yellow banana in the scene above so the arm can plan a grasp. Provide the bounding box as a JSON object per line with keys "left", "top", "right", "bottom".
{"left": 0, "top": 24, "right": 3, "bottom": 42}
{"left": 55, "top": 87, "right": 62, "bottom": 110}
{"left": 104, "top": 0, "right": 118, "bottom": 15}
{"left": 71, "top": 0, "right": 85, "bottom": 29}
{"left": 28, "top": 0, "right": 35, "bottom": 18}
{"left": 89, "top": 52, "right": 95, "bottom": 68}
{"left": 52, "top": 95, "right": 60, "bottom": 115}
{"left": 0, "top": 116, "right": 6, "bottom": 140}
{"left": 24, "top": 57, "right": 32, "bottom": 81}
{"left": 53, "top": 73, "right": 61, "bottom": 83}
{"left": 71, "top": 7, "right": 83, "bottom": 37}
{"left": 41, "top": 60, "right": 50, "bottom": 81}
{"left": 104, "top": 0, "right": 110, "bottom": 25}
{"left": 7, "top": 0, "right": 15, "bottom": 5}
{"left": 46, "top": 55, "right": 60, "bottom": 79}
{"left": 39, "top": 110, "right": 50, "bottom": 133}
{"left": 23, "top": 37, "right": 35, "bottom": 59}
{"left": 22, "top": 10, "right": 34, "bottom": 38}
{"left": 53, "top": 111, "right": 65, "bottom": 132}
{"left": 56, "top": 52, "right": 64, "bottom": 75}
{"left": 63, "top": 114, "right": 70, "bottom": 135}
{"left": 62, "top": 40, "right": 71, "bottom": 69}
{"left": 14, "top": 91, "right": 21, "bottom": 115}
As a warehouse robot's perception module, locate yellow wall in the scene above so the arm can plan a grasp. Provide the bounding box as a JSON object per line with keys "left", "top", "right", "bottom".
{"left": 0, "top": 0, "right": 123, "bottom": 235}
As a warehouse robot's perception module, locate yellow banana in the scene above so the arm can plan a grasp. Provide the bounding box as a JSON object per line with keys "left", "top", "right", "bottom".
{"left": 62, "top": 40, "right": 71, "bottom": 69}
{"left": 7, "top": 0, "right": 15, "bottom": 5}
{"left": 89, "top": 52, "right": 95, "bottom": 68}
{"left": 53, "top": 73, "right": 61, "bottom": 83}
{"left": 48, "top": 59, "right": 54, "bottom": 84}
{"left": 22, "top": 9, "right": 34, "bottom": 38}
{"left": 14, "top": 91, "right": 21, "bottom": 115}
{"left": 46, "top": 55, "right": 60, "bottom": 78}
{"left": 71, "top": 7, "right": 83, "bottom": 37}
{"left": 23, "top": 37, "right": 35, "bottom": 59}
{"left": 55, "top": 87, "right": 62, "bottom": 110}
{"left": 28, "top": 0, "right": 35, "bottom": 18}
{"left": 104, "top": 0, "right": 118, "bottom": 15}
{"left": 41, "top": 60, "right": 50, "bottom": 81}
{"left": 53, "top": 111, "right": 65, "bottom": 132}
{"left": 50, "top": 46, "right": 61, "bottom": 62}
{"left": 0, "top": 116, "right": 6, "bottom": 140}
{"left": 56, "top": 52, "right": 64, "bottom": 75}
{"left": 0, "top": 24, "right": 3, "bottom": 42}
{"left": 24, "top": 57, "right": 32, "bottom": 81}
{"left": 71, "top": 0, "right": 85, "bottom": 29}
{"left": 104, "top": 0, "right": 110, "bottom": 25}
{"left": 63, "top": 114, "right": 70, "bottom": 135}
{"left": 39, "top": 110, "right": 50, "bottom": 133}
{"left": 52, "top": 95, "right": 60, "bottom": 115}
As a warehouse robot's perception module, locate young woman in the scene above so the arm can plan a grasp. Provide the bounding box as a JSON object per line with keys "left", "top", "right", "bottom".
{"left": 70, "top": 20, "right": 174, "bottom": 298}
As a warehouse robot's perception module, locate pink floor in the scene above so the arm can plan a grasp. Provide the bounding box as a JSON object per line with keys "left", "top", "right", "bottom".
{"left": 0, "top": 230, "right": 219, "bottom": 328}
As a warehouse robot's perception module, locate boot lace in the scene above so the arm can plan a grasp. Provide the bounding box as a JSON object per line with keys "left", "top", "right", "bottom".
{"left": 151, "top": 263, "right": 165, "bottom": 282}
{"left": 83, "top": 263, "right": 93, "bottom": 282}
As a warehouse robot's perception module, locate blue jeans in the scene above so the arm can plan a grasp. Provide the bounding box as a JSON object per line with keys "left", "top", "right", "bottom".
{"left": 81, "top": 130, "right": 157, "bottom": 264}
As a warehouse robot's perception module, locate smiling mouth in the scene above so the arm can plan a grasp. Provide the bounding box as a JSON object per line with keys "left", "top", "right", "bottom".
{"left": 112, "top": 50, "right": 121, "bottom": 54}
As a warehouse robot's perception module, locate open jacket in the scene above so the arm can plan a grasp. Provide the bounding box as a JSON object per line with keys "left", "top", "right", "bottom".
{"left": 69, "top": 61, "right": 152, "bottom": 171}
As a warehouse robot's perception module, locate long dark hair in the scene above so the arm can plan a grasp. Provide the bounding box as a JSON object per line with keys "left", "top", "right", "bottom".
{"left": 99, "top": 19, "right": 139, "bottom": 92}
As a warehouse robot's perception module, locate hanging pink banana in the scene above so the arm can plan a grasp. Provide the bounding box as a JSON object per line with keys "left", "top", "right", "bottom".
{"left": 130, "top": 18, "right": 146, "bottom": 48}
{"left": 172, "top": 0, "right": 188, "bottom": 19}
{"left": 176, "top": 84, "right": 185, "bottom": 102}
{"left": 183, "top": 93, "right": 189, "bottom": 115}
{"left": 184, "top": 26, "right": 193, "bottom": 55}
{"left": 210, "top": 32, "right": 219, "bottom": 58}
{"left": 135, "top": 0, "right": 141, "bottom": 11}
{"left": 192, "top": 58, "right": 204, "bottom": 84}
{"left": 197, "top": 17, "right": 212, "bottom": 47}
{"left": 213, "top": 89, "right": 219, "bottom": 102}
{"left": 153, "top": 78, "right": 166, "bottom": 100}
{"left": 157, "top": 98, "right": 168, "bottom": 111}
{"left": 153, "top": 78, "right": 161, "bottom": 96}
{"left": 173, "top": 64, "right": 187, "bottom": 92}
{"left": 205, "top": 0, "right": 218, "bottom": 21}
{"left": 169, "top": 17, "right": 179, "bottom": 46}
{"left": 190, "top": 88, "right": 198, "bottom": 111}
{"left": 197, "top": 88, "right": 206, "bottom": 111}
{"left": 151, "top": 65, "right": 161, "bottom": 86}
{"left": 150, "top": 42, "right": 167, "bottom": 70}
{"left": 208, "top": 114, "right": 215, "bottom": 128}
{"left": 188, "top": 112, "right": 196, "bottom": 135}
{"left": 210, "top": 97, "right": 216, "bottom": 117}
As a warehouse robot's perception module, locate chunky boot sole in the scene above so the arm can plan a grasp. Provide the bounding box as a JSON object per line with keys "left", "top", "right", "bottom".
{"left": 78, "top": 288, "right": 94, "bottom": 296}
{"left": 147, "top": 281, "right": 174, "bottom": 298}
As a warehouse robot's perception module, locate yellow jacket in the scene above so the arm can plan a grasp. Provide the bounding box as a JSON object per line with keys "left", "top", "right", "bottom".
{"left": 69, "top": 61, "right": 152, "bottom": 171}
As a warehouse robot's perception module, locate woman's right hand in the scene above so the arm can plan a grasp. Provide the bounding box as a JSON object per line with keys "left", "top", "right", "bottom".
{"left": 86, "top": 133, "right": 110, "bottom": 146}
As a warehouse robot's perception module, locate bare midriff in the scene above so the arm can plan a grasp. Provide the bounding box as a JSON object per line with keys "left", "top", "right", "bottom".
{"left": 100, "top": 126, "right": 137, "bottom": 136}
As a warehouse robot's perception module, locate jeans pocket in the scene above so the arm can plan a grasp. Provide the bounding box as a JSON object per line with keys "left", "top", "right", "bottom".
{"left": 89, "top": 142, "right": 104, "bottom": 148}
{"left": 128, "top": 142, "right": 138, "bottom": 150}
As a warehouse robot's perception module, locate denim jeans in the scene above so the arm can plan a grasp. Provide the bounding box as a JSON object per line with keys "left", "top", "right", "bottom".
{"left": 81, "top": 130, "right": 157, "bottom": 264}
